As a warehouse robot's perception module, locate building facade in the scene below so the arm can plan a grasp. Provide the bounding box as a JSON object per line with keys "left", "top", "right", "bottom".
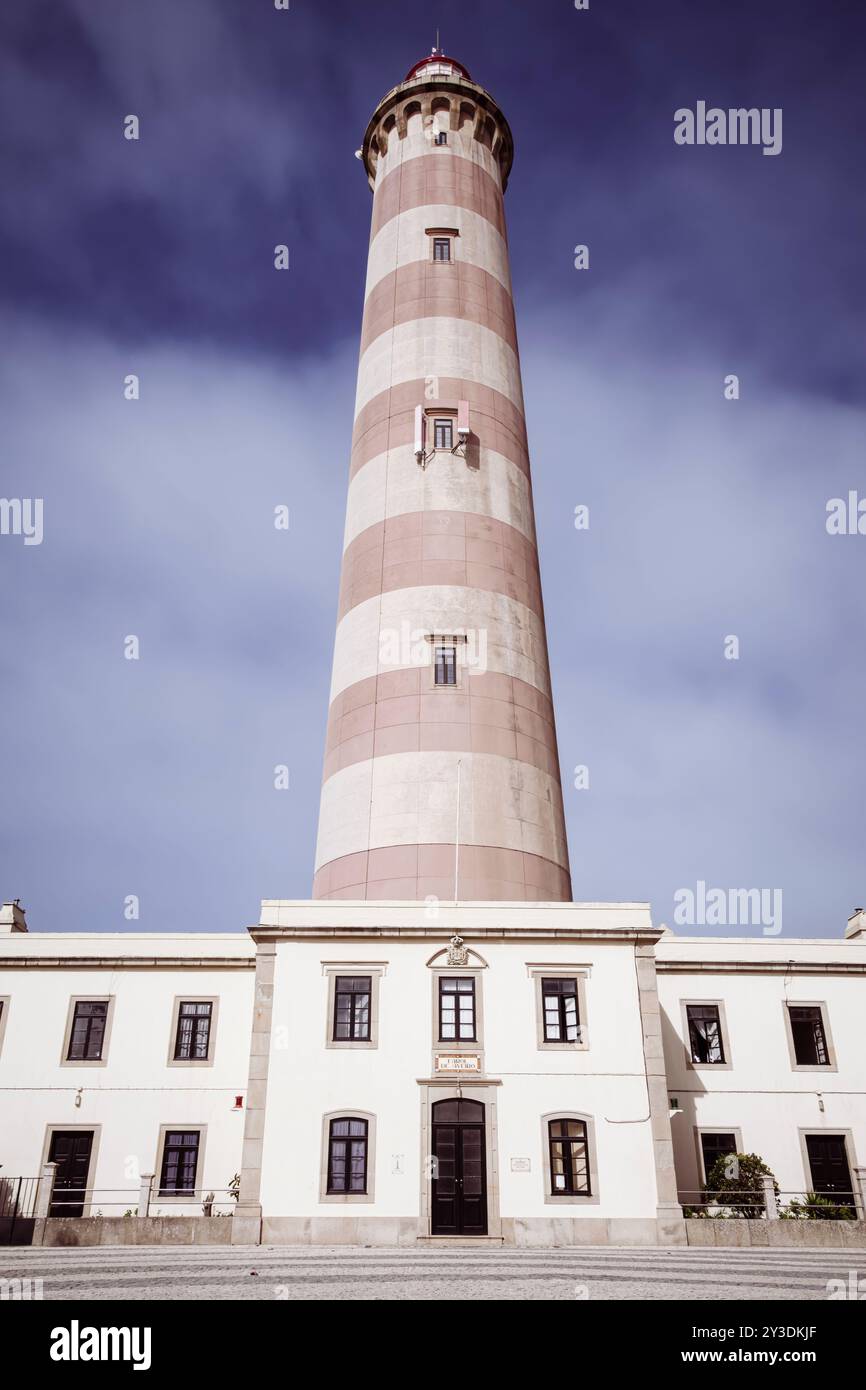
{"left": 1, "top": 53, "right": 864, "bottom": 1248}
{"left": 2, "top": 901, "right": 865, "bottom": 1245}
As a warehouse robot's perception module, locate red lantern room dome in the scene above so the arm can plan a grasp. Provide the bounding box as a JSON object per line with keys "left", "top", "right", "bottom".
{"left": 405, "top": 49, "right": 472, "bottom": 83}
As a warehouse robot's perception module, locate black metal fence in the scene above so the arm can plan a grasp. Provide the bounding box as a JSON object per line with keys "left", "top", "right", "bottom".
{"left": 680, "top": 1187, "right": 861, "bottom": 1220}
{"left": 0, "top": 1178, "right": 239, "bottom": 1242}
{"left": 0, "top": 1176, "right": 39, "bottom": 1244}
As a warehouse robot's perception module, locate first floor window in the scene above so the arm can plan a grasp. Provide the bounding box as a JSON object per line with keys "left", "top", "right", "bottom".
{"left": 700, "top": 1132, "right": 737, "bottom": 1183}
{"left": 439, "top": 976, "right": 476, "bottom": 1040}
{"left": 159, "top": 1131, "right": 200, "bottom": 1195}
{"left": 805, "top": 1134, "right": 854, "bottom": 1204}
{"left": 327, "top": 1118, "right": 368, "bottom": 1194}
{"left": 542, "top": 978, "right": 580, "bottom": 1042}
{"left": 686, "top": 1004, "right": 725, "bottom": 1064}
{"left": 548, "top": 1118, "right": 591, "bottom": 1196}
{"left": 433, "top": 417, "right": 453, "bottom": 449}
{"left": 333, "top": 976, "right": 372, "bottom": 1041}
{"left": 67, "top": 1001, "right": 108, "bottom": 1061}
{"left": 434, "top": 644, "right": 457, "bottom": 686}
{"left": 788, "top": 1005, "right": 829, "bottom": 1066}
{"left": 174, "top": 1001, "right": 213, "bottom": 1060}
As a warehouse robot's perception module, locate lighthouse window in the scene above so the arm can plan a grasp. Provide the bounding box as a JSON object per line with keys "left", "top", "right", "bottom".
{"left": 435, "top": 130, "right": 448, "bottom": 146}
{"left": 434, "top": 645, "right": 457, "bottom": 686}
{"left": 433, "top": 417, "right": 453, "bottom": 449}
{"left": 433, "top": 237, "right": 451, "bottom": 262}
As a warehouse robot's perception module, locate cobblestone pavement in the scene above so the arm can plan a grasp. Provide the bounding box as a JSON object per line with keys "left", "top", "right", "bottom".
{"left": 3, "top": 1245, "right": 866, "bottom": 1300}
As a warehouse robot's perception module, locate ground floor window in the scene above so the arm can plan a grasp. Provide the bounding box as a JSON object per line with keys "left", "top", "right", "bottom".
{"left": 548, "top": 1117, "right": 591, "bottom": 1196}
{"left": 159, "top": 1131, "right": 200, "bottom": 1195}
{"left": 327, "top": 1117, "right": 368, "bottom": 1194}
{"left": 805, "top": 1134, "right": 855, "bottom": 1206}
{"left": 699, "top": 1131, "right": 738, "bottom": 1184}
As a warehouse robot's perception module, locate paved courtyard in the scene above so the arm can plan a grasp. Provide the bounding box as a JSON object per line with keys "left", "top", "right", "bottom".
{"left": 3, "top": 1244, "right": 865, "bottom": 1300}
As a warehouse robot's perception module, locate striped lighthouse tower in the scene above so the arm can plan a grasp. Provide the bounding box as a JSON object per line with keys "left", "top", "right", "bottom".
{"left": 313, "top": 50, "right": 572, "bottom": 903}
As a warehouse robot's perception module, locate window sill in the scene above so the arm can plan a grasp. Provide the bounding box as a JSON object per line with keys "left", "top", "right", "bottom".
{"left": 319, "top": 1193, "right": 374, "bottom": 1205}
{"left": 543, "top": 1193, "right": 600, "bottom": 1206}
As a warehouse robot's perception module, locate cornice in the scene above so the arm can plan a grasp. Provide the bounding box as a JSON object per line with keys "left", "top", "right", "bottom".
{"left": 250, "top": 926, "right": 662, "bottom": 945}
{"left": 657, "top": 959, "right": 866, "bottom": 976}
{"left": 0, "top": 956, "right": 255, "bottom": 971}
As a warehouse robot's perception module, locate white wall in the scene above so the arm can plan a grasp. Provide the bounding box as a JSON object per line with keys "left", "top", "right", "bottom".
{"left": 3, "top": 915, "right": 862, "bottom": 1235}
{"left": 259, "top": 931, "right": 660, "bottom": 1223}
{"left": 656, "top": 936, "right": 866, "bottom": 1206}
{"left": 0, "top": 934, "right": 254, "bottom": 1217}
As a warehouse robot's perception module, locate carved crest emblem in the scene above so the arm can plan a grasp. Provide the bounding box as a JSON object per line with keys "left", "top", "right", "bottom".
{"left": 447, "top": 934, "right": 468, "bottom": 966}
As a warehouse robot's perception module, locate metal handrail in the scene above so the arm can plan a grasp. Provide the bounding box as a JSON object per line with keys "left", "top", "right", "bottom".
{"left": 680, "top": 1186, "right": 859, "bottom": 1218}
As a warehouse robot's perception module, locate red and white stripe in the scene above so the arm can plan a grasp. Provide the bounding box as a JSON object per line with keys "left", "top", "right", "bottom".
{"left": 313, "top": 65, "right": 572, "bottom": 902}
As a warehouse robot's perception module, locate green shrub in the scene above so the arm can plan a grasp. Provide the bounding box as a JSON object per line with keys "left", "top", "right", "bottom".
{"left": 781, "top": 1192, "right": 857, "bottom": 1221}
{"left": 703, "top": 1152, "right": 779, "bottom": 1218}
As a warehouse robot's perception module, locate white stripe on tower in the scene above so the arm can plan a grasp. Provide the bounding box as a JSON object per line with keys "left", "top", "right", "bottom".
{"left": 313, "top": 50, "right": 572, "bottom": 902}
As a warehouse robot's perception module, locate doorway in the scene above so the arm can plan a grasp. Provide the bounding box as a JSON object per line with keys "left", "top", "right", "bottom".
{"left": 805, "top": 1134, "right": 855, "bottom": 1207}
{"left": 47, "top": 1131, "right": 94, "bottom": 1217}
{"left": 431, "top": 1098, "right": 487, "bottom": 1235}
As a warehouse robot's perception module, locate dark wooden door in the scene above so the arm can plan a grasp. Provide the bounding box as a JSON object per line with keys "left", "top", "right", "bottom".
{"left": 431, "top": 1098, "right": 487, "bottom": 1235}
{"left": 48, "top": 1131, "right": 93, "bottom": 1217}
{"left": 805, "top": 1135, "right": 854, "bottom": 1204}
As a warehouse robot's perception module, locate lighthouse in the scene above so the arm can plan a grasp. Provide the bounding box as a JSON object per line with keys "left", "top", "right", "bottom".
{"left": 313, "top": 50, "right": 573, "bottom": 903}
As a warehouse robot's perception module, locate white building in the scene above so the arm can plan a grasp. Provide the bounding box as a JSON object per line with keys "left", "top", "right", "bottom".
{"left": 1, "top": 900, "right": 865, "bottom": 1246}
{"left": 2, "top": 50, "right": 864, "bottom": 1248}
{"left": 657, "top": 929, "right": 866, "bottom": 1220}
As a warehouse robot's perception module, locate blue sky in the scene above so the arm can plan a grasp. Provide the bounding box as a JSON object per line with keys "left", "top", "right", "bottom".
{"left": 1, "top": 0, "right": 863, "bottom": 937}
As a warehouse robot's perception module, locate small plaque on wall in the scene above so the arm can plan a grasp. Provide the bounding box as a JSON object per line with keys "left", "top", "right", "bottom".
{"left": 435, "top": 1053, "right": 481, "bottom": 1073}
{"left": 510, "top": 1157, "right": 531, "bottom": 1172}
